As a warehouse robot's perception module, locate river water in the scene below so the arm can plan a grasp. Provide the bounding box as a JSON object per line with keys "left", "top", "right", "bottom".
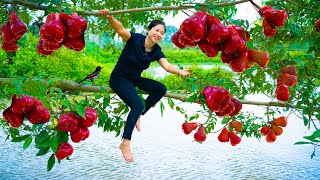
{"left": 0, "top": 98, "right": 319, "bottom": 180}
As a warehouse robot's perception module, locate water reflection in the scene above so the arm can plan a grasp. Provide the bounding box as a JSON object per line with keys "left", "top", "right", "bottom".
{"left": 145, "top": 64, "right": 227, "bottom": 79}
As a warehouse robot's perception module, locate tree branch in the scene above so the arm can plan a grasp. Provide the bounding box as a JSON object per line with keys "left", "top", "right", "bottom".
{"left": 0, "top": 0, "right": 249, "bottom": 16}
{"left": 0, "top": 78, "right": 297, "bottom": 109}
{"left": 285, "top": 0, "right": 320, "bottom": 13}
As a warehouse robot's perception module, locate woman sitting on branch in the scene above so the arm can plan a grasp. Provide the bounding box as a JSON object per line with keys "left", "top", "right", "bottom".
{"left": 99, "top": 9, "right": 192, "bottom": 162}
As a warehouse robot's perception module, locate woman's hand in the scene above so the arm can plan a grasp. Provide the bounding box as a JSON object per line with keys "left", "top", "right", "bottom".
{"left": 158, "top": 58, "right": 192, "bottom": 77}
{"left": 99, "top": 9, "right": 112, "bottom": 18}
{"left": 179, "top": 69, "right": 192, "bottom": 77}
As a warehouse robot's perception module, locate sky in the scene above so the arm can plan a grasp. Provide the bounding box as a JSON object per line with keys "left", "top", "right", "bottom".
{"left": 165, "top": 0, "right": 262, "bottom": 28}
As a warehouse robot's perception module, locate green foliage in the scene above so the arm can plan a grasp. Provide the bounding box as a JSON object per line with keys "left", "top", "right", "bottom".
{"left": 206, "top": 0, "right": 238, "bottom": 21}
{"left": 161, "top": 42, "right": 221, "bottom": 64}
{"left": 3, "top": 0, "right": 180, "bottom": 37}
{"left": 0, "top": 78, "right": 123, "bottom": 171}
{"left": 0, "top": 33, "right": 110, "bottom": 86}
{"left": 81, "top": 41, "right": 221, "bottom": 65}
{"left": 295, "top": 129, "right": 320, "bottom": 159}
{"left": 153, "top": 65, "right": 234, "bottom": 92}
{"left": 240, "top": 1, "right": 319, "bottom": 127}
{"left": 84, "top": 41, "right": 121, "bottom": 64}
{"left": 47, "top": 154, "right": 55, "bottom": 172}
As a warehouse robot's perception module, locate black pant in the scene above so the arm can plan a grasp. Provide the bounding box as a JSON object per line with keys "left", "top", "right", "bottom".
{"left": 109, "top": 75, "right": 167, "bottom": 140}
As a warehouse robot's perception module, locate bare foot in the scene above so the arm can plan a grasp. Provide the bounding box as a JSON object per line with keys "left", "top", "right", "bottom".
{"left": 135, "top": 116, "right": 141, "bottom": 132}
{"left": 120, "top": 139, "right": 134, "bottom": 162}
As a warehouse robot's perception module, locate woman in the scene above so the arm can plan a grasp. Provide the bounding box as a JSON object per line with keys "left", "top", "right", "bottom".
{"left": 99, "top": 9, "right": 191, "bottom": 162}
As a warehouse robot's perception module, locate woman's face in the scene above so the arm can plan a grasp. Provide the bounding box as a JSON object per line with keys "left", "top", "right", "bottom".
{"left": 148, "top": 24, "right": 165, "bottom": 43}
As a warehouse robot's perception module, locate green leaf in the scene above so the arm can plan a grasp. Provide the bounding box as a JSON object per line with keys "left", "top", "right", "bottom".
{"left": 9, "top": 128, "right": 20, "bottom": 139}
{"left": 21, "top": 80, "right": 46, "bottom": 97}
{"left": 307, "top": 46, "right": 315, "bottom": 54}
{"left": 98, "top": 112, "right": 107, "bottom": 127}
{"left": 12, "top": 134, "right": 31, "bottom": 142}
{"left": 60, "top": 99, "right": 70, "bottom": 108}
{"left": 35, "top": 130, "right": 49, "bottom": 145}
{"left": 94, "top": 93, "right": 103, "bottom": 99}
{"left": 189, "top": 115, "right": 196, "bottom": 121}
{"left": 294, "top": 141, "right": 313, "bottom": 145}
{"left": 312, "top": 130, "right": 320, "bottom": 138}
{"left": 176, "top": 106, "right": 183, "bottom": 114}
{"left": 160, "top": 101, "right": 165, "bottom": 117}
{"left": 103, "top": 118, "right": 112, "bottom": 132}
{"left": 186, "top": 94, "right": 197, "bottom": 103}
{"left": 221, "top": 117, "right": 229, "bottom": 124}
{"left": 47, "top": 154, "right": 55, "bottom": 172}
{"left": 38, "top": 124, "right": 44, "bottom": 131}
{"left": 36, "top": 146, "right": 50, "bottom": 156}
{"left": 47, "top": 79, "right": 55, "bottom": 87}
{"left": 194, "top": 4, "right": 202, "bottom": 10}
{"left": 19, "top": 11, "right": 31, "bottom": 26}
{"left": 31, "top": 124, "right": 38, "bottom": 131}
{"left": 167, "top": 98, "right": 174, "bottom": 109}
{"left": 64, "top": 7, "right": 71, "bottom": 15}
{"left": 53, "top": 0, "right": 60, "bottom": 5}
{"left": 58, "top": 131, "right": 69, "bottom": 144}
{"left": 303, "top": 135, "right": 320, "bottom": 142}
{"left": 75, "top": 104, "right": 85, "bottom": 118}
{"left": 114, "top": 103, "right": 128, "bottom": 115}
{"left": 191, "top": 84, "right": 198, "bottom": 92}
{"left": 50, "top": 87, "right": 62, "bottom": 93}
{"left": 303, "top": 116, "right": 309, "bottom": 126}
{"left": 46, "top": 4, "right": 59, "bottom": 13}
{"left": 50, "top": 135, "right": 59, "bottom": 152}
{"left": 116, "top": 129, "right": 121, "bottom": 137}
{"left": 37, "top": 0, "right": 44, "bottom": 4}
{"left": 23, "top": 137, "right": 33, "bottom": 150}
{"left": 103, "top": 94, "right": 110, "bottom": 109}
{"left": 35, "top": 138, "right": 51, "bottom": 148}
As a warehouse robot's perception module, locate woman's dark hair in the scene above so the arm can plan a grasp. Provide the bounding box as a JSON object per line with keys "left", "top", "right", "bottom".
{"left": 148, "top": 20, "right": 166, "bottom": 33}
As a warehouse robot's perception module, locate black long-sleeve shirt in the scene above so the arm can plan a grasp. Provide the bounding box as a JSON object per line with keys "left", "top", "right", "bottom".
{"left": 111, "top": 32, "right": 166, "bottom": 81}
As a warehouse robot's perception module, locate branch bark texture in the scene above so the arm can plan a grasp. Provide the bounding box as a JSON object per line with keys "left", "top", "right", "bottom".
{"left": 0, "top": 0, "right": 249, "bottom": 16}
{"left": 0, "top": 78, "right": 296, "bottom": 109}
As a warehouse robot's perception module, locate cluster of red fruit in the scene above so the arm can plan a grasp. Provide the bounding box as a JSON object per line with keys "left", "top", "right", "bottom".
{"left": 1, "top": 12, "right": 27, "bottom": 52}
{"left": 260, "top": 116, "right": 287, "bottom": 142}
{"left": 2, "top": 94, "right": 50, "bottom": 128}
{"left": 55, "top": 107, "right": 97, "bottom": 160}
{"left": 218, "top": 121, "right": 242, "bottom": 146}
{"left": 249, "top": 1, "right": 287, "bottom": 38}
{"left": 203, "top": 85, "right": 242, "bottom": 117}
{"left": 171, "top": 11, "right": 270, "bottom": 72}
{"left": 316, "top": 20, "right": 320, "bottom": 32}
{"left": 182, "top": 122, "right": 206, "bottom": 143}
{"left": 37, "top": 12, "right": 87, "bottom": 56}
{"left": 276, "top": 66, "right": 297, "bottom": 101}
{"left": 246, "top": 49, "right": 270, "bottom": 68}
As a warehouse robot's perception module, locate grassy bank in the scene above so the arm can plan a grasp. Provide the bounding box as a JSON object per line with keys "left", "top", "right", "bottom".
{"left": 0, "top": 33, "right": 305, "bottom": 90}
{"left": 0, "top": 33, "right": 222, "bottom": 86}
